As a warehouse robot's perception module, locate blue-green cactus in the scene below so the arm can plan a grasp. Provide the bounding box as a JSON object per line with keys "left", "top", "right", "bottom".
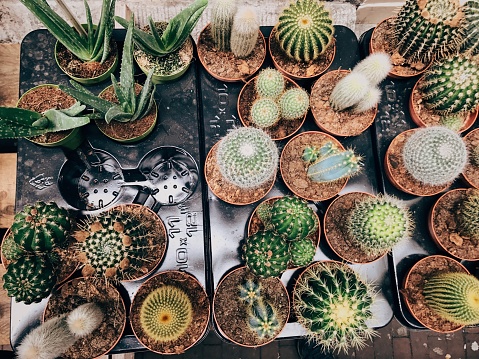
{"left": 247, "top": 300, "right": 280, "bottom": 338}
{"left": 306, "top": 149, "right": 362, "bottom": 183}
{"left": 238, "top": 279, "right": 262, "bottom": 305}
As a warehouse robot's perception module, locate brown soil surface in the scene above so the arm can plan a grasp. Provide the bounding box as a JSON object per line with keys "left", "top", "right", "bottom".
{"left": 280, "top": 132, "right": 347, "bottom": 201}
{"left": 463, "top": 129, "right": 479, "bottom": 188}
{"left": 197, "top": 24, "right": 266, "bottom": 81}
{"left": 130, "top": 271, "right": 209, "bottom": 354}
{"left": 310, "top": 70, "right": 376, "bottom": 136}
{"left": 269, "top": 26, "right": 335, "bottom": 79}
{"left": 213, "top": 267, "right": 289, "bottom": 346}
{"left": 401, "top": 255, "right": 466, "bottom": 332}
{"left": 44, "top": 277, "right": 126, "bottom": 359}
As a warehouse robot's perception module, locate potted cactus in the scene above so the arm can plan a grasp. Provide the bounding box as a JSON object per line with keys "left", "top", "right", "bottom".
{"left": 384, "top": 126, "right": 468, "bottom": 196}
{"left": 197, "top": 1, "right": 266, "bottom": 82}
{"left": 463, "top": 128, "right": 479, "bottom": 188}
{"left": 269, "top": 0, "right": 336, "bottom": 80}
{"left": 204, "top": 127, "right": 279, "bottom": 205}
{"left": 115, "top": 0, "right": 207, "bottom": 84}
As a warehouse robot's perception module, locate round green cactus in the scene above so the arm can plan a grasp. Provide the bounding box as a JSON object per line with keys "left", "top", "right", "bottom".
{"left": 243, "top": 230, "right": 289, "bottom": 277}
{"left": 255, "top": 68, "right": 285, "bottom": 99}
{"left": 402, "top": 126, "right": 468, "bottom": 186}
{"left": 347, "top": 194, "right": 413, "bottom": 256}
{"left": 139, "top": 285, "right": 193, "bottom": 342}
{"left": 239, "top": 279, "right": 262, "bottom": 305}
{"left": 276, "top": 0, "right": 334, "bottom": 62}
{"left": 293, "top": 261, "right": 377, "bottom": 353}
{"left": 250, "top": 98, "right": 280, "bottom": 128}
{"left": 216, "top": 127, "right": 278, "bottom": 189}
{"left": 423, "top": 272, "right": 479, "bottom": 325}
{"left": 10, "top": 201, "right": 71, "bottom": 252}
{"left": 279, "top": 88, "right": 310, "bottom": 120}
{"left": 247, "top": 300, "right": 280, "bottom": 338}
{"left": 2, "top": 232, "right": 25, "bottom": 262}
{"left": 211, "top": 0, "right": 237, "bottom": 51}
{"left": 290, "top": 238, "right": 316, "bottom": 267}
{"left": 230, "top": 7, "right": 259, "bottom": 58}
{"left": 458, "top": 190, "right": 479, "bottom": 241}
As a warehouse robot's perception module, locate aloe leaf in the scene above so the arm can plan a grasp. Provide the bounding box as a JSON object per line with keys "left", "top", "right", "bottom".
{"left": 105, "top": 107, "right": 132, "bottom": 123}
{"left": 115, "top": 16, "right": 162, "bottom": 56}
{"left": 149, "top": 17, "right": 166, "bottom": 51}
{"left": 100, "top": 0, "right": 115, "bottom": 63}
{"left": 59, "top": 84, "right": 113, "bottom": 115}
{"left": 84, "top": 0, "right": 94, "bottom": 54}
{"left": 0, "top": 107, "right": 48, "bottom": 139}
{"left": 110, "top": 74, "right": 131, "bottom": 114}
{"left": 41, "top": 109, "right": 90, "bottom": 131}
{"left": 58, "top": 101, "right": 86, "bottom": 116}
{"left": 133, "top": 69, "right": 155, "bottom": 121}
{"left": 69, "top": 80, "right": 95, "bottom": 95}
{"left": 120, "top": 19, "right": 136, "bottom": 111}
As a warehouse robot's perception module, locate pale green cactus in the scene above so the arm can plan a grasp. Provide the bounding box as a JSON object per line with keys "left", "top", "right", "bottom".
{"left": 460, "top": 0, "right": 479, "bottom": 55}
{"left": 238, "top": 279, "right": 262, "bottom": 305}
{"left": 247, "top": 300, "right": 280, "bottom": 338}
{"left": 255, "top": 68, "right": 285, "bottom": 99}
{"left": 210, "top": 0, "right": 237, "bottom": 51}
{"left": 250, "top": 98, "right": 281, "bottom": 128}
{"left": 290, "top": 238, "right": 316, "bottom": 267}
{"left": 279, "top": 88, "right": 310, "bottom": 120}
{"left": 439, "top": 115, "right": 464, "bottom": 132}
{"left": 458, "top": 189, "right": 479, "bottom": 241}
{"left": 230, "top": 7, "right": 259, "bottom": 58}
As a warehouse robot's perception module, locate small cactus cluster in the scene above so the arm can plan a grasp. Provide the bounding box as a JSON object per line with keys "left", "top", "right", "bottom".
{"left": 330, "top": 53, "right": 392, "bottom": 113}
{"left": 216, "top": 127, "right": 278, "bottom": 189}
{"left": 347, "top": 194, "right": 413, "bottom": 256}
{"left": 402, "top": 126, "right": 468, "bottom": 186}
{"left": 302, "top": 141, "right": 363, "bottom": 183}
{"left": 139, "top": 285, "right": 193, "bottom": 342}
{"left": 276, "top": 0, "right": 334, "bottom": 62}
{"left": 458, "top": 190, "right": 479, "bottom": 241}
{"left": 293, "top": 261, "right": 377, "bottom": 354}
{"left": 210, "top": 0, "right": 237, "bottom": 51}
{"left": 250, "top": 98, "right": 280, "bottom": 128}
{"left": 423, "top": 272, "right": 479, "bottom": 325}
{"left": 419, "top": 55, "right": 479, "bottom": 115}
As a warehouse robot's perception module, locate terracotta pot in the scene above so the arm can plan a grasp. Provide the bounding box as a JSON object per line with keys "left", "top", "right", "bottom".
{"left": 0, "top": 228, "right": 12, "bottom": 269}
{"left": 213, "top": 266, "right": 289, "bottom": 347}
{"left": 402, "top": 255, "right": 468, "bottom": 333}
{"left": 310, "top": 70, "right": 377, "bottom": 137}
{"left": 197, "top": 23, "right": 266, "bottom": 83}
{"left": 269, "top": 25, "right": 335, "bottom": 81}
{"left": 130, "top": 270, "right": 210, "bottom": 354}
{"left": 462, "top": 128, "right": 479, "bottom": 189}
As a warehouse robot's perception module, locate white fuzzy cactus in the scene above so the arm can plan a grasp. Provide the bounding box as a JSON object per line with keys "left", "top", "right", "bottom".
{"left": 329, "top": 72, "right": 369, "bottom": 111}
{"left": 230, "top": 7, "right": 259, "bottom": 58}
{"left": 353, "top": 87, "right": 381, "bottom": 114}
{"left": 352, "top": 52, "right": 392, "bottom": 85}
{"left": 67, "top": 303, "right": 104, "bottom": 338}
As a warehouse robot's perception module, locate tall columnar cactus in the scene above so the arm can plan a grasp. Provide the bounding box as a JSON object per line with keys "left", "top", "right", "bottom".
{"left": 458, "top": 190, "right": 479, "bottom": 241}
{"left": 270, "top": 196, "right": 318, "bottom": 241}
{"left": 439, "top": 114, "right": 464, "bottom": 132}
{"left": 402, "top": 126, "right": 468, "bottom": 186}
{"left": 460, "top": 0, "right": 479, "bottom": 55}
{"left": 276, "top": 0, "right": 334, "bottom": 62}
{"left": 290, "top": 238, "right": 316, "bottom": 267}
{"left": 139, "top": 285, "right": 193, "bottom": 342}
{"left": 393, "top": 0, "right": 464, "bottom": 63}
{"left": 239, "top": 279, "right": 262, "bottom": 305}
{"left": 306, "top": 147, "right": 362, "bottom": 183}
{"left": 255, "top": 68, "right": 285, "bottom": 99}
{"left": 247, "top": 300, "right": 280, "bottom": 338}
{"left": 242, "top": 230, "right": 290, "bottom": 277}
{"left": 279, "top": 88, "right": 310, "bottom": 120}
{"left": 352, "top": 52, "right": 392, "bottom": 86}
{"left": 10, "top": 201, "right": 71, "bottom": 252}
{"left": 250, "top": 98, "right": 281, "bottom": 128}
{"left": 347, "top": 195, "right": 413, "bottom": 256}
{"left": 423, "top": 272, "right": 479, "bottom": 325}
{"left": 2, "top": 232, "right": 25, "bottom": 262}
{"left": 230, "top": 7, "right": 259, "bottom": 58}
{"left": 329, "top": 72, "right": 370, "bottom": 112}
{"left": 419, "top": 55, "right": 479, "bottom": 114}
{"left": 210, "top": 0, "right": 237, "bottom": 51}
{"left": 3, "top": 254, "right": 56, "bottom": 304}
{"left": 293, "top": 261, "right": 377, "bottom": 353}
{"left": 216, "top": 127, "right": 278, "bottom": 189}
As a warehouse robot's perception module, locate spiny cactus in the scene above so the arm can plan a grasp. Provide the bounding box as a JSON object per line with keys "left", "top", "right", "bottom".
{"left": 247, "top": 300, "right": 280, "bottom": 338}
{"left": 293, "top": 261, "right": 377, "bottom": 354}
{"left": 402, "top": 126, "right": 468, "bottom": 186}
{"left": 302, "top": 141, "right": 338, "bottom": 163}
{"left": 347, "top": 194, "right": 413, "bottom": 256}
{"left": 216, "top": 127, "right": 278, "bottom": 189}
{"left": 393, "top": 0, "right": 464, "bottom": 63}
{"left": 255, "top": 68, "right": 285, "bottom": 99}
{"left": 239, "top": 279, "right": 262, "bottom": 305}
{"left": 2, "top": 232, "right": 25, "bottom": 262}
{"left": 423, "top": 272, "right": 479, "bottom": 325}
{"left": 279, "top": 88, "right": 310, "bottom": 120}
{"left": 276, "top": 0, "right": 334, "bottom": 62}
{"left": 472, "top": 144, "right": 479, "bottom": 166}
{"left": 460, "top": 0, "right": 479, "bottom": 55}
{"left": 256, "top": 201, "right": 274, "bottom": 229}
{"left": 458, "top": 190, "right": 479, "bottom": 241}
{"left": 250, "top": 98, "right": 281, "bottom": 128}
{"left": 439, "top": 114, "right": 464, "bottom": 132}
{"left": 270, "top": 196, "right": 318, "bottom": 241}
{"left": 10, "top": 201, "right": 71, "bottom": 252}
{"left": 352, "top": 52, "right": 392, "bottom": 86}
{"left": 230, "top": 7, "right": 259, "bottom": 58}
{"left": 290, "top": 238, "right": 316, "bottom": 267}
{"left": 210, "top": 0, "right": 237, "bottom": 51}
{"left": 306, "top": 148, "right": 362, "bottom": 183}
{"left": 330, "top": 72, "right": 369, "bottom": 112}
{"left": 419, "top": 55, "right": 479, "bottom": 115}
{"left": 243, "top": 230, "right": 289, "bottom": 277}
{"left": 67, "top": 303, "right": 104, "bottom": 338}
{"left": 3, "top": 254, "right": 56, "bottom": 304}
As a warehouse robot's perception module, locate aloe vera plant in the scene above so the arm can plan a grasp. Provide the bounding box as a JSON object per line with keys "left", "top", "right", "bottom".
{"left": 20, "top": 0, "right": 116, "bottom": 63}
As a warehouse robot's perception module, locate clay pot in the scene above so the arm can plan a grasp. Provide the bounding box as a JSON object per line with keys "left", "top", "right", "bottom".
{"left": 462, "top": 128, "right": 479, "bottom": 189}
{"left": 310, "top": 70, "right": 377, "bottom": 137}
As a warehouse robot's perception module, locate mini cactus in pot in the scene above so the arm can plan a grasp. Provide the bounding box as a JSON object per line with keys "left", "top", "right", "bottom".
{"left": 247, "top": 300, "right": 280, "bottom": 339}
{"left": 250, "top": 98, "right": 281, "bottom": 128}
{"left": 457, "top": 189, "right": 479, "bottom": 241}
{"left": 279, "top": 88, "right": 310, "bottom": 120}
{"left": 255, "top": 68, "right": 285, "bottom": 99}
{"left": 210, "top": 0, "right": 237, "bottom": 52}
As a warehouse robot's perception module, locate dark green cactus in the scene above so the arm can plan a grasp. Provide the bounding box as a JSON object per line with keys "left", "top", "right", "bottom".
{"left": 458, "top": 189, "right": 479, "bottom": 241}
{"left": 290, "top": 238, "right": 316, "bottom": 267}
{"left": 210, "top": 0, "right": 237, "bottom": 51}
{"left": 247, "top": 300, "right": 280, "bottom": 338}
{"left": 459, "top": 0, "right": 479, "bottom": 55}
{"left": 250, "top": 98, "right": 280, "bottom": 128}
{"left": 2, "top": 232, "right": 25, "bottom": 262}
{"left": 238, "top": 279, "right": 262, "bottom": 305}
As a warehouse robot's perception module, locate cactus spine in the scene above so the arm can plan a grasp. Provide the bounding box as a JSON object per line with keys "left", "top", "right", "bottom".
{"left": 255, "top": 68, "right": 285, "bottom": 99}
{"left": 211, "top": 0, "right": 237, "bottom": 51}
{"left": 250, "top": 98, "right": 281, "bottom": 128}
{"left": 279, "top": 88, "right": 310, "bottom": 120}
{"left": 423, "top": 272, "right": 479, "bottom": 325}
{"left": 402, "top": 126, "right": 468, "bottom": 186}
{"left": 276, "top": 0, "right": 334, "bottom": 62}
{"left": 230, "top": 7, "right": 259, "bottom": 58}
{"left": 330, "top": 72, "right": 370, "bottom": 111}
{"left": 352, "top": 52, "right": 392, "bottom": 86}
{"left": 293, "top": 261, "right": 377, "bottom": 353}
{"left": 290, "top": 238, "right": 316, "bottom": 267}
{"left": 460, "top": 0, "right": 479, "bottom": 55}
{"left": 247, "top": 300, "right": 280, "bottom": 338}
{"left": 458, "top": 190, "right": 479, "bottom": 240}
{"left": 239, "top": 279, "right": 262, "bottom": 305}
{"left": 139, "top": 285, "right": 193, "bottom": 342}
{"left": 306, "top": 148, "right": 362, "bottom": 183}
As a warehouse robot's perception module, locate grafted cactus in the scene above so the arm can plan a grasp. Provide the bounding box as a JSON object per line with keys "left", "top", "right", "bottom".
{"left": 290, "top": 238, "right": 316, "bottom": 267}
{"left": 250, "top": 98, "right": 280, "bottom": 128}
{"left": 279, "top": 88, "right": 310, "bottom": 120}
{"left": 247, "top": 300, "right": 280, "bottom": 338}
{"left": 255, "top": 68, "right": 285, "bottom": 99}
{"left": 329, "top": 72, "right": 369, "bottom": 112}
{"left": 239, "top": 279, "right": 262, "bottom": 305}
{"left": 458, "top": 190, "right": 479, "bottom": 240}
{"left": 276, "top": 0, "right": 334, "bottom": 62}
{"left": 472, "top": 144, "right": 479, "bottom": 166}
{"left": 210, "top": 0, "right": 237, "bottom": 51}
{"left": 230, "top": 7, "right": 259, "bottom": 58}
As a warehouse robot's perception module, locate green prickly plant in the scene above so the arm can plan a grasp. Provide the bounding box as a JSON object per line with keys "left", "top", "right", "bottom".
{"left": 419, "top": 54, "right": 479, "bottom": 115}
{"left": 255, "top": 201, "right": 274, "bottom": 229}
{"left": 352, "top": 52, "right": 392, "bottom": 86}
{"left": 423, "top": 272, "right": 479, "bottom": 325}
{"left": 457, "top": 189, "right": 479, "bottom": 241}
{"left": 250, "top": 98, "right": 280, "bottom": 128}
{"left": 301, "top": 141, "right": 338, "bottom": 163}
{"left": 247, "top": 300, "right": 280, "bottom": 338}
{"left": 293, "top": 261, "right": 377, "bottom": 354}
{"left": 306, "top": 147, "right": 362, "bottom": 183}
{"left": 2, "top": 232, "right": 25, "bottom": 262}
{"left": 216, "top": 127, "right": 278, "bottom": 189}
{"left": 270, "top": 196, "right": 318, "bottom": 241}
{"left": 3, "top": 254, "right": 57, "bottom": 304}
{"left": 439, "top": 114, "right": 464, "bottom": 132}
{"left": 210, "top": 0, "right": 237, "bottom": 51}
{"left": 393, "top": 0, "right": 464, "bottom": 63}
{"left": 255, "top": 68, "right": 285, "bottom": 99}
{"left": 242, "top": 230, "right": 290, "bottom": 277}
{"left": 279, "top": 88, "right": 310, "bottom": 120}
{"left": 290, "top": 238, "right": 316, "bottom": 267}
{"left": 329, "top": 72, "right": 370, "bottom": 112}
{"left": 238, "top": 278, "right": 262, "bottom": 305}
{"left": 230, "top": 7, "right": 259, "bottom": 58}
{"left": 10, "top": 201, "right": 71, "bottom": 252}
{"left": 460, "top": 0, "right": 479, "bottom": 55}
{"left": 402, "top": 126, "right": 468, "bottom": 186}
{"left": 276, "top": 0, "right": 334, "bottom": 62}
{"left": 347, "top": 194, "right": 413, "bottom": 256}
{"left": 139, "top": 285, "right": 193, "bottom": 342}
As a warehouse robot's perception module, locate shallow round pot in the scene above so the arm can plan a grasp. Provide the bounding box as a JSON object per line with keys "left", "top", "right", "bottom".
{"left": 462, "top": 128, "right": 479, "bottom": 189}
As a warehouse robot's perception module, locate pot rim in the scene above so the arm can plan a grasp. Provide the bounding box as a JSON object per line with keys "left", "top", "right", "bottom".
{"left": 461, "top": 128, "right": 479, "bottom": 189}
